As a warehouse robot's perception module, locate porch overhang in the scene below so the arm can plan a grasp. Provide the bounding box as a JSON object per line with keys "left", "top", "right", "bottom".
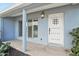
{"left": 0, "top": 3, "right": 70, "bottom": 17}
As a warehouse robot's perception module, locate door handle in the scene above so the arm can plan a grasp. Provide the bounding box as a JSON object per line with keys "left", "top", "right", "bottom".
{"left": 49, "top": 28, "right": 50, "bottom": 34}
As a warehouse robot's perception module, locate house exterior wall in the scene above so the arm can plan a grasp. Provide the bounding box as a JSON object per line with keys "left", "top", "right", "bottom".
{"left": 64, "top": 5, "right": 79, "bottom": 49}
{"left": 45, "top": 4, "right": 79, "bottom": 49}
{"left": 1, "top": 4, "right": 79, "bottom": 49}
{"left": 27, "top": 4, "right": 79, "bottom": 48}
{"left": 2, "top": 17, "right": 16, "bottom": 41}
{"left": 15, "top": 15, "right": 48, "bottom": 45}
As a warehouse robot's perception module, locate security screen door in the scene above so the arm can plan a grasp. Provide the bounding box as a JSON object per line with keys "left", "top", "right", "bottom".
{"left": 48, "top": 13, "right": 64, "bottom": 46}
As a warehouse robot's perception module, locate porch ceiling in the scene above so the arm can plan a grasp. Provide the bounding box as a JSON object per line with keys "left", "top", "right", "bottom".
{"left": 0, "top": 3, "right": 70, "bottom": 17}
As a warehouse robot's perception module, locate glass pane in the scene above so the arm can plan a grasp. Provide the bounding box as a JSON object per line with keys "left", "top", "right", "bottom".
{"left": 19, "top": 21, "right": 22, "bottom": 36}
{"left": 34, "top": 19, "right": 38, "bottom": 22}
{"left": 33, "top": 25, "right": 38, "bottom": 37}
{"left": 28, "top": 26, "right": 32, "bottom": 38}
{"left": 28, "top": 19, "right": 32, "bottom": 22}
{"left": 52, "top": 19, "right": 59, "bottom": 25}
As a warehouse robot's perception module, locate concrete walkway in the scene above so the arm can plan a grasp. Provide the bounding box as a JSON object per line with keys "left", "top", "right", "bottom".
{"left": 9, "top": 40, "right": 69, "bottom": 56}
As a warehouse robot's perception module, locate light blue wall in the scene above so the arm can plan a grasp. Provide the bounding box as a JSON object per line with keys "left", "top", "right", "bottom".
{"left": 0, "top": 18, "right": 1, "bottom": 39}
{"left": 38, "top": 18, "right": 48, "bottom": 45}
{"left": 2, "top": 17, "right": 16, "bottom": 41}
{"left": 0, "top": 18, "right": 1, "bottom": 30}
{"left": 64, "top": 5, "right": 79, "bottom": 49}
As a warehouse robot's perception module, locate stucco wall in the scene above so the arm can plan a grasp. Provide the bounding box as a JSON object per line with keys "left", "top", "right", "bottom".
{"left": 2, "top": 17, "right": 16, "bottom": 41}
{"left": 38, "top": 18, "right": 48, "bottom": 45}
{"left": 64, "top": 5, "right": 79, "bottom": 49}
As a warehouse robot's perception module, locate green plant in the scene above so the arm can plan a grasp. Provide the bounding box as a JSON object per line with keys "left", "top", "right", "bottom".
{"left": 0, "top": 42, "right": 10, "bottom": 56}
{"left": 69, "top": 27, "right": 79, "bottom": 56}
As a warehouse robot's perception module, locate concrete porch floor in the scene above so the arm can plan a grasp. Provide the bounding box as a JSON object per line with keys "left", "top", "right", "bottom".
{"left": 9, "top": 40, "right": 69, "bottom": 56}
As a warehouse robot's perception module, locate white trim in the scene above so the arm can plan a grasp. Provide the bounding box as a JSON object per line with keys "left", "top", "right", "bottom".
{"left": 0, "top": 3, "right": 32, "bottom": 14}
{"left": 0, "top": 4, "right": 22, "bottom": 14}
{"left": 0, "top": 3, "right": 69, "bottom": 17}
{"left": 32, "top": 21, "right": 38, "bottom": 25}
{"left": 0, "top": 3, "right": 32, "bottom": 17}
{"left": 27, "top": 3, "right": 69, "bottom": 14}
{"left": 13, "top": 3, "right": 69, "bottom": 17}
{"left": 17, "top": 36, "right": 22, "bottom": 40}
{"left": 62, "top": 13, "right": 64, "bottom": 46}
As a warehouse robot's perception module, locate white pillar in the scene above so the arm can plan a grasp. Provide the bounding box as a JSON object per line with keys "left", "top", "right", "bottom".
{"left": 22, "top": 9, "right": 28, "bottom": 52}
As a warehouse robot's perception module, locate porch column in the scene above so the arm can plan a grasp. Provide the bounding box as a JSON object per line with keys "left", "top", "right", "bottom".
{"left": 22, "top": 9, "right": 28, "bottom": 52}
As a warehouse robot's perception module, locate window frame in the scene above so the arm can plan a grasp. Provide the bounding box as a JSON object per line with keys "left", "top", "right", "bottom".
{"left": 28, "top": 18, "right": 38, "bottom": 38}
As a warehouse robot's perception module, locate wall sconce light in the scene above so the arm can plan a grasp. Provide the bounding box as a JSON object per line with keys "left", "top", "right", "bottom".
{"left": 41, "top": 11, "right": 45, "bottom": 19}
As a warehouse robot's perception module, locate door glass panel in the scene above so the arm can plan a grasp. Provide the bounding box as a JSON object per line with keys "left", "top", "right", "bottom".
{"left": 52, "top": 19, "right": 59, "bottom": 25}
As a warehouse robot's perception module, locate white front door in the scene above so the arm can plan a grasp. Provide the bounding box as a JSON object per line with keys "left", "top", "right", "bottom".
{"left": 48, "top": 13, "right": 64, "bottom": 46}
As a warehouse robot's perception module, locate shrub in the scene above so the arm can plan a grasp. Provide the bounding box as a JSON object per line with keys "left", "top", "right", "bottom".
{"left": 0, "top": 42, "right": 10, "bottom": 56}
{"left": 69, "top": 27, "right": 79, "bottom": 56}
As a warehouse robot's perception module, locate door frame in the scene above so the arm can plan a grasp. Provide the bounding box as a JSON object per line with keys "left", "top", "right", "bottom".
{"left": 48, "top": 13, "right": 64, "bottom": 47}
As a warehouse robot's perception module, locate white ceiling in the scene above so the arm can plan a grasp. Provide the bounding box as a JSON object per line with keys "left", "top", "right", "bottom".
{"left": 0, "top": 3, "right": 70, "bottom": 17}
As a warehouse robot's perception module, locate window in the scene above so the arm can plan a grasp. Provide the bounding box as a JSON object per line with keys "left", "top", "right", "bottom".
{"left": 19, "top": 21, "right": 22, "bottom": 36}
{"left": 53, "top": 19, "right": 59, "bottom": 25}
{"left": 28, "top": 20, "right": 32, "bottom": 22}
{"left": 33, "top": 19, "right": 38, "bottom": 38}
{"left": 28, "top": 26, "right": 32, "bottom": 37}
{"left": 33, "top": 25, "right": 38, "bottom": 37}
{"left": 28, "top": 18, "right": 38, "bottom": 38}
{"left": 28, "top": 19, "right": 32, "bottom": 38}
